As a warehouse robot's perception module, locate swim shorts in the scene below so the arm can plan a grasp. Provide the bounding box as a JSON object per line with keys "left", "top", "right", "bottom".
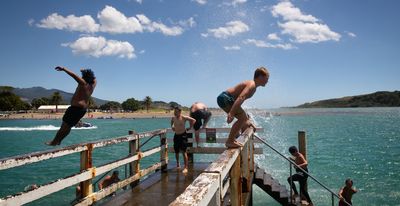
{"left": 190, "top": 109, "right": 212, "bottom": 130}
{"left": 217, "top": 91, "right": 246, "bottom": 116}
{"left": 62, "top": 106, "right": 87, "bottom": 127}
{"left": 173, "top": 132, "right": 188, "bottom": 153}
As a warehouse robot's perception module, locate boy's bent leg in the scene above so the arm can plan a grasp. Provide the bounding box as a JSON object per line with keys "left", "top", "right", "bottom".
{"left": 225, "top": 111, "right": 247, "bottom": 148}
{"left": 195, "top": 130, "right": 200, "bottom": 147}
{"left": 46, "top": 122, "right": 71, "bottom": 146}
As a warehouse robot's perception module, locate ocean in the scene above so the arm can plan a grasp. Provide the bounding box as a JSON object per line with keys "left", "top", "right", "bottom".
{"left": 0, "top": 107, "right": 399, "bottom": 206}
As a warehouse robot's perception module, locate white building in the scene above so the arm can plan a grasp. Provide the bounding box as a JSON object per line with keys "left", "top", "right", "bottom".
{"left": 38, "top": 105, "right": 70, "bottom": 113}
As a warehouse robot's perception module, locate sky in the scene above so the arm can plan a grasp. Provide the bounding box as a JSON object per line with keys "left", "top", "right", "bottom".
{"left": 0, "top": 0, "right": 399, "bottom": 109}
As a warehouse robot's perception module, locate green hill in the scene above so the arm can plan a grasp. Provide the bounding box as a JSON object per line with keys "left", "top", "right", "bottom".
{"left": 296, "top": 91, "right": 400, "bottom": 108}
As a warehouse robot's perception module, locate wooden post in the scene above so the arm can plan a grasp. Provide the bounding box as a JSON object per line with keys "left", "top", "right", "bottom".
{"left": 241, "top": 141, "right": 250, "bottom": 193}
{"left": 80, "top": 143, "right": 93, "bottom": 198}
{"left": 298, "top": 131, "right": 307, "bottom": 160}
{"left": 129, "top": 130, "right": 139, "bottom": 188}
{"left": 187, "top": 132, "right": 194, "bottom": 163}
{"left": 298, "top": 131, "right": 308, "bottom": 198}
{"left": 160, "top": 133, "right": 168, "bottom": 172}
{"left": 230, "top": 155, "right": 242, "bottom": 206}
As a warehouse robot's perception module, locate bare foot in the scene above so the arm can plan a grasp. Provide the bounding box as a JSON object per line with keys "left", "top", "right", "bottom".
{"left": 176, "top": 164, "right": 181, "bottom": 169}
{"left": 45, "top": 141, "right": 59, "bottom": 146}
{"left": 225, "top": 141, "right": 243, "bottom": 148}
{"left": 182, "top": 168, "right": 188, "bottom": 174}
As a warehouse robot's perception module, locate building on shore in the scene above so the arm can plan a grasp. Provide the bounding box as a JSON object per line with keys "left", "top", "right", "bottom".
{"left": 37, "top": 105, "right": 70, "bottom": 113}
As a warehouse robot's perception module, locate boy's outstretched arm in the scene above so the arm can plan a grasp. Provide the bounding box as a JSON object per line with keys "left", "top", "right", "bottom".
{"left": 55, "top": 66, "right": 86, "bottom": 85}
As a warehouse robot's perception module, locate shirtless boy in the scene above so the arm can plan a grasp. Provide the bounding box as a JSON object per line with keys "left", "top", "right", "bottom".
{"left": 338, "top": 179, "right": 357, "bottom": 206}
{"left": 171, "top": 107, "right": 196, "bottom": 173}
{"left": 217, "top": 67, "right": 269, "bottom": 148}
{"left": 46, "top": 66, "right": 96, "bottom": 146}
{"left": 190, "top": 102, "right": 212, "bottom": 147}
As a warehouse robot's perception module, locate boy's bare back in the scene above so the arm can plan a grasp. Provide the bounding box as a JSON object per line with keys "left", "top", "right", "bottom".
{"left": 226, "top": 80, "right": 257, "bottom": 100}
{"left": 71, "top": 83, "right": 96, "bottom": 108}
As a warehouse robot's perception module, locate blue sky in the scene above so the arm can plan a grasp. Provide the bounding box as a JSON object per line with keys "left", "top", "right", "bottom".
{"left": 0, "top": 0, "right": 399, "bottom": 108}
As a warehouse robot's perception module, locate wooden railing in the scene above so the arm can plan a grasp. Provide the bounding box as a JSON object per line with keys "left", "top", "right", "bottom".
{"left": 0, "top": 129, "right": 168, "bottom": 206}
{"left": 0, "top": 127, "right": 262, "bottom": 206}
{"left": 170, "top": 127, "right": 257, "bottom": 206}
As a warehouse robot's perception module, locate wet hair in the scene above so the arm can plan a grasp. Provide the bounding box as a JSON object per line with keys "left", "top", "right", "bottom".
{"left": 112, "top": 171, "right": 119, "bottom": 176}
{"left": 345, "top": 178, "right": 353, "bottom": 184}
{"left": 174, "top": 106, "right": 182, "bottom": 111}
{"left": 81, "top": 69, "right": 96, "bottom": 85}
{"left": 254, "top": 67, "right": 269, "bottom": 79}
{"left": 288, "top": 146, "right": 298, "bottom": 154}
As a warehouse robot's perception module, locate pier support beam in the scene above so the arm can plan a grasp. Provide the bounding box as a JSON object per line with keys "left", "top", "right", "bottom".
{"left": 80, "top": 143, "right": 93, "bottom": 198}
{"left": 129, "top": 130, "right": 139, "bottom": 188}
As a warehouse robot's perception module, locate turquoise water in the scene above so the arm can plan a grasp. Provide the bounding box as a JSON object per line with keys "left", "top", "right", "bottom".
{"left": 0, "top": 108, "right": 399, "bottom": 205}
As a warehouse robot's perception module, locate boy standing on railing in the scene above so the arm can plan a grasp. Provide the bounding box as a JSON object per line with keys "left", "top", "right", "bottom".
{"left": 217, "top": 67, "right": 269, "bottom": 148}
{"left": 287, "top": 146, "right": 313, "bottom": 206}
{"left": 46, "top": 66, "right": 96, "bottom": 146}
{"left": 171, "top": 107, "right": 196, "bottom": 174}
{"left": 338, "top": 179, "right": 358, "bottom": 206}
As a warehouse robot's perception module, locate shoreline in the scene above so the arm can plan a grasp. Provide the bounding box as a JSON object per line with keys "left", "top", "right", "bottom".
{"left": 0, "top": 109, "right": 226, "bottom": 120}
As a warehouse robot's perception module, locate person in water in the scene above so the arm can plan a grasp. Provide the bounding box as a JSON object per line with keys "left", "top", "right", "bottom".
{"left": 189, "top": 102, "right": 212, "bottom": 147}
{"left": 338, "top": 178, "right": 358, "bottom": 206}
{"left": 46, "top": 66, "right": 96, "bottom": 146}
{"left": 171, "top": 107, "right": 196, "bottom": 174}
{"left": 217, "top": 67, "right": 269, "bottom": 148}
{"left": 287, "top": 146, "right": 313, "bottom": 206}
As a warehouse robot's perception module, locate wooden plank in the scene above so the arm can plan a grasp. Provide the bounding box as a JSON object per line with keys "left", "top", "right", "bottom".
{"left": 166, "top": 127, "right": 263, "bottom": 134}
{"left": 169, "top": 173, "right": 220, "bottom": 206}
{"left": 230, "top": 156, "right": 242, "bottom": 206}
{"left": 75, "top": 162, "right": 164, "bottom": 206}
{"left": 166, "top": 137, "right": 263, "bottom": 144}
{"left": 0, "top": 169, "right": 93, "bottom": 205}
{"left": 80, "top": 144, "right": 93, "bottom": 198}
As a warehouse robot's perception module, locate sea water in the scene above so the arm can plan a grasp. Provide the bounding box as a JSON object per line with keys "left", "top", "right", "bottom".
{"left": 0, "top": 107, "right": 399, "bottom": 205}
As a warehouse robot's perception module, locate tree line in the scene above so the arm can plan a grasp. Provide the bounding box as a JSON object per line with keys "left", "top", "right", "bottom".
{"left": 0, "top": 87, "right": 156, "bottom": 112}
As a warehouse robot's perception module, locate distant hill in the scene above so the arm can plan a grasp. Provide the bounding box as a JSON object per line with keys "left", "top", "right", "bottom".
{"left": 5, "top": 86, "right": 185, "bottom": 109}
{"left": 11, "top": 86, "right": 109, "bottom": 106}
{"left": 296, "top": 91, "right": 400, "bottom": 108}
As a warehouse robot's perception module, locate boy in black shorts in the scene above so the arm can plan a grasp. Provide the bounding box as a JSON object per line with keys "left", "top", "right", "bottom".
{"left": 189, "top": 102, "right": 212, "bottom": 147}
{"left": 170, "top": 107, "right": 195, "bottom": 173}
{"left": 46, "top": 66, "right": 96, "bottom": 146}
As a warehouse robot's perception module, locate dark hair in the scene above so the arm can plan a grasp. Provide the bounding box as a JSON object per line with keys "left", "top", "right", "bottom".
{"left": 288, "top": 146, "right": 298, "bottom": 154}
{"left": 254, "top": 67, "right": 269, "bottom": 79}
{"left": 112, "top": 171, "right": 119, "bottom": 176}
{"left": 174, "top": 106, "right": 182, "bottom": 111}
{"left": 345, "top": 178, "right": 353, "bottom": 184}
{"left": 81, "top": 69, "right": 95, "bottom": 85}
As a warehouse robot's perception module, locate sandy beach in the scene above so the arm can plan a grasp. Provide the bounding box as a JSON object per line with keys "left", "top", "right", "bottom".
{"left": 0, "top": 109, "right": 226, "bottom": 120}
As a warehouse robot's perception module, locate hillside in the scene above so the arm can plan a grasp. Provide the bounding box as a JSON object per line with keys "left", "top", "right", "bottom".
{"left": 12, "top": 86, "right": 108, "bottom": 106}
{"left": 296, "top": 91, "right": 400, "bottom": 108}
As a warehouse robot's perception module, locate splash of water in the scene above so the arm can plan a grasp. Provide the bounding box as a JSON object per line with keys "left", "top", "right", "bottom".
{"left": 0, "top": 125, "right": 97, "bottom": 131}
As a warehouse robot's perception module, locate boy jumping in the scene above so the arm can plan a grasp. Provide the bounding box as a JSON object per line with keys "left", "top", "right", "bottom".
{"left": 46, "top": 66, "right": 96, "bottom": 146}
{"left": 217, "top": 67, "right": 269, "bottom": 148}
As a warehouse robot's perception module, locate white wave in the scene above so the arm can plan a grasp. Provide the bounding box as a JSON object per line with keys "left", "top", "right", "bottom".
{"left": 0, "top": 125, "right": 97, "bottom": 131}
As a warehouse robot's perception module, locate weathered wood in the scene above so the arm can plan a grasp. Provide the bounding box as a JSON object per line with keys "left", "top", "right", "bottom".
{"left": 241, "top": 140, "right": 250, "bottom": 193}
{"left": 230, "top": 155, "right": 242, "bottom": 206}
{"left": 169, "top": 173, "right": 220, "bottom": 206}
{"left": 298, "top": 131, "right": 307, "bottom": 160}
{"left": 75, "top": 161, "right": 165, "bottom": 206}
{"left": 128, "top": 130, "right": 139, "bottom": 188}
{"left": 167, "top": 146, "right": 263, "bottom": 154}
{"left": 166, "top": 127, "right": 263, "bottom": 134}
{"left": 0, "top": 169, "right": 93, "bottom": 206}
{"left": 80, "top": 143, "right": 93, "bottom": 198}
{"left": 160, "top": 133, "right": 168, "bottom": 172}
{"left": 166, "top": 137, "right": 263, "bottom": 144}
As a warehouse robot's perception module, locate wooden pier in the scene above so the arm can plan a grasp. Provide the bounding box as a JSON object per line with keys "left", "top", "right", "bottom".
{"left": 0, "top": 127, "right": 348, "bottom": 206}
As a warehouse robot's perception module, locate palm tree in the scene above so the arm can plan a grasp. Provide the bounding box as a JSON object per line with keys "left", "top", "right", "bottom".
{"left": 50, "top": 92, "right": 63, "bottom": 113}
{"left": 144, "top": 96, "right": 152, "bottom": 113}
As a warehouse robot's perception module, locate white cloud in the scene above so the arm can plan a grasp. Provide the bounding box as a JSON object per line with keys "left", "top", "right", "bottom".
{"left": 271, "top": 1, "right": 341, "bottom": 43}
{"left": 206, "top": 20, "right": 249, "bottom": 39}
{"left": 224, "top": 45, "right": 241, "bottom": 50}
{"left": 179, "top": 17, "right": 196, "bottom": 28}
{"left": 63, "top": 36, "right": 135, "bottom": 59}
{"left": 136, "top": 14, "right": 184, "bottom": 36}
{"left": 232, "top": 0, "right": 247, "bottom": 6}
{"left": 28, "top": 19, "right": 35, "bottom": 26}
{"left": 243, "top": 39, "right": 295, "bottom": 50}
{"left": 135, "top": 0, "right": 143, "bottom": 4}
{"left": 271, "top": 1, "right": 318, "bottom": 23}
{"left": 346, "top": 31, "right": 356, "bottom": 37}
{"left": 37, "top": 13, "right": 99, "bottom": 33}
{"left": 193, "top": 0, "right": 207, "bottom": 5}
{"left": 278, "top": 21, "right": 341, "bottom": 43}
{"left": 267, "top": 33, "right": 281, "bottom": 41}
{"left": 139, "top": 49, "right": 145, "bottom": 54}
{"left": 98, "top": 5, "right": 143, "bottom": 34}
